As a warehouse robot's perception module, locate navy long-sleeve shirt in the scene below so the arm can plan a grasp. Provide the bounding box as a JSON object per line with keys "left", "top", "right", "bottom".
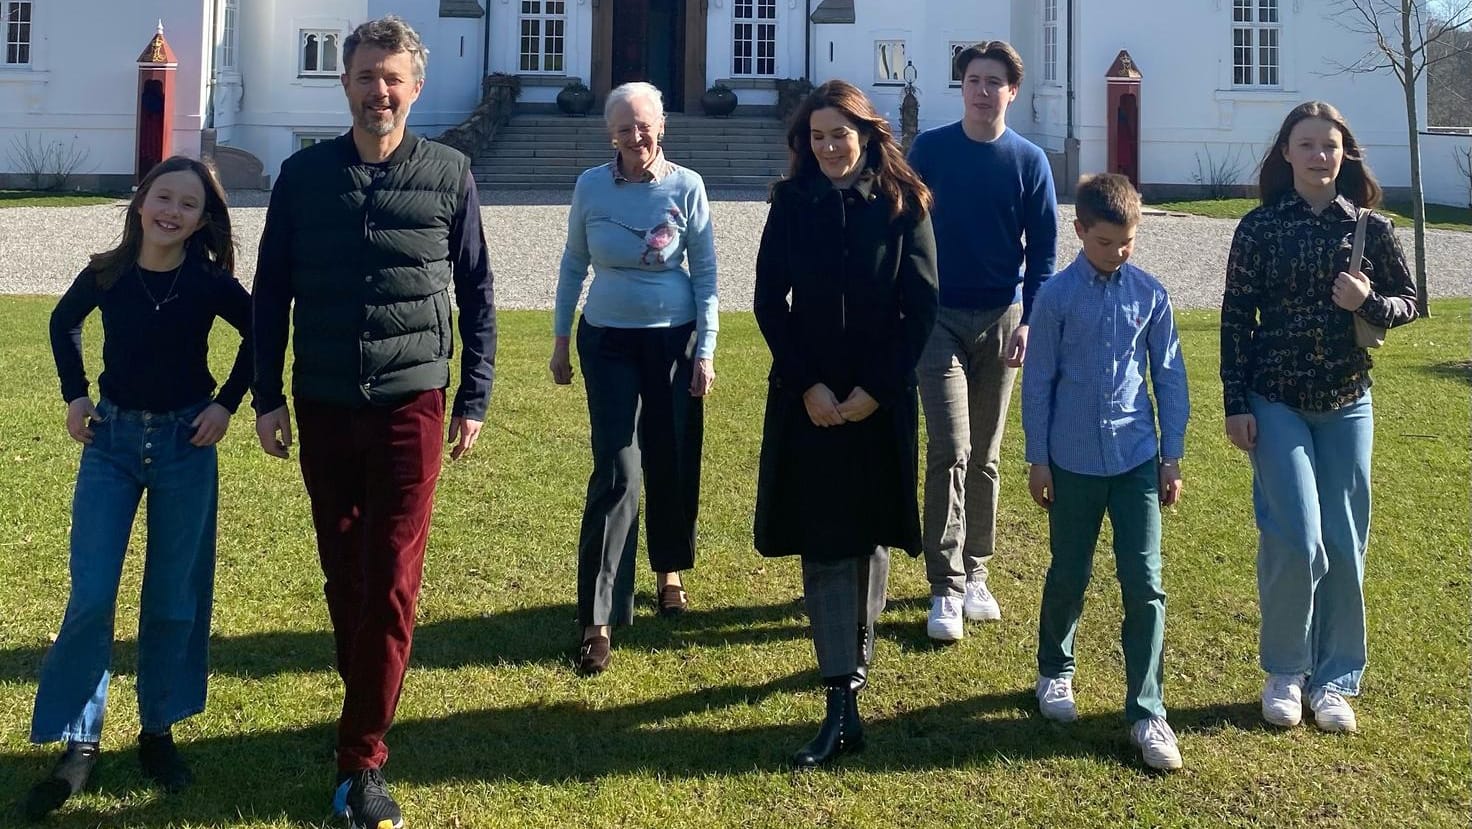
{"left": 907, "top": 123, "right": 1058, "bottom": 320}
{"left": 252, "top": 160, "right": 497, "bottom": 420}
{"left": 49, "top": 257, "right": 254, "bottom": 413}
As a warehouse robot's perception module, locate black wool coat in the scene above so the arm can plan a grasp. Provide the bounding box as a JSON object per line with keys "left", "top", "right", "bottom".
{"left": 752, "top": 173, "right": 939, "bottom": 562}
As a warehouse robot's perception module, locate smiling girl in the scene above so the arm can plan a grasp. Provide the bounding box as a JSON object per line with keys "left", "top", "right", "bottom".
{"left": 24, "top": 156, "right": 251, "bottom": 820}
{"left": 1221, "top": 102, "right": 1419, "bottom": 735}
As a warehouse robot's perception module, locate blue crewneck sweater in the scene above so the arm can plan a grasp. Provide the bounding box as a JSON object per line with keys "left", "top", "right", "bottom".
{"left": 907, "top": 123, "right": 1058, "bottom": 319}
{"left": 556, "top": 162, "right": 719, "bottom": 358}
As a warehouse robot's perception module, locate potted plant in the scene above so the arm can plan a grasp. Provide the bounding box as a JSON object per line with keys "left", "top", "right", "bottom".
{"left": 701, "top": 83, "right": 738, "bottom": 117}
{"left": 774, "top": 77, "right": 814, "bottom": 125}
{"left": 556, "top": 81, "right": 595, "bottom": 116}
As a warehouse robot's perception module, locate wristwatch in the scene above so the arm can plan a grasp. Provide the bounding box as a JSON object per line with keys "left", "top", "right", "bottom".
{"left": 1160, "top": 457, "right": 1180, "bottom": 468}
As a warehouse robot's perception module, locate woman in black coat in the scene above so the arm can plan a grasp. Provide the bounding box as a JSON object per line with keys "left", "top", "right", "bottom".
{"left": 753, "top": 80, "right": 939, "bottom": 768}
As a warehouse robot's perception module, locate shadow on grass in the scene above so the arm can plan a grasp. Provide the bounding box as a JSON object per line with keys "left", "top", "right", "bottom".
{"left": 0, "top": 599, "right": 814, "bottom": 683}
{"left": 6, "top": 688, "right": 1265, "bottom": 827}
{"left": 1418, "top": 358, "right": 1472, "bottom": 385}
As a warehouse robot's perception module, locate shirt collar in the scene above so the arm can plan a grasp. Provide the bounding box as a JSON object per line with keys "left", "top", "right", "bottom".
{"left": 1071, "top": 250, "right": 1123, "bottom": 283}
{"left": 612, "top": 150, "right": 673, "bottom": 184}
{"left": 1280, "top": 189, "right": 1358, "bottom": 220}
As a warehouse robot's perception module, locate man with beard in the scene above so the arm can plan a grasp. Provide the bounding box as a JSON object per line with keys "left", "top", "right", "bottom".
{"left": 251, "top": 15, "right": 495, "bottom": 829}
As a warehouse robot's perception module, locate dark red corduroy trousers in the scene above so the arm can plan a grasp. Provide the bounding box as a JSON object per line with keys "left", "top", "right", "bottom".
{"left": 295, "top": 388, "right": 444, "bottom": 772}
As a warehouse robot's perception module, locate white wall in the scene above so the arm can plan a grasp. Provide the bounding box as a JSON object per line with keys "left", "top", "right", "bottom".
{"left": 811, "top": 0, "right": 1008, "bottom": 132}
{"left": 0, "top": 0, "right": 207, "bottom": 180}
{"left": 486, "top": 0, "right": 589, "bottom": 107}
{"left": 704, "top": 0, "right": 807, "bottom": 107}
{"left": 1422, "top": 131, "right": 1472, "bottom": 207}
{"left": 1071, "top": 0, "right": 1422, "bottom": 189}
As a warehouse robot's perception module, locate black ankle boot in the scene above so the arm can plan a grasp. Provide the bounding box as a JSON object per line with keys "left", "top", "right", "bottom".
{"left": 22, "top": 741, "right": 99, "bottom": 821}
{"left": 793, "top": 678, "right": 864, "bottom": 768}
{"left": 853, "top": 626, "right": 872, "bottom": 692}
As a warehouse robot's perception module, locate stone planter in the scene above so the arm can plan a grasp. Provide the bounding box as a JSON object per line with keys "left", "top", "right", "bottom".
{"left": 556, "top": 84, "right": 595, "bottom": 116}
{"left": 701, "top": 86, "right": 738, "bottom": 117}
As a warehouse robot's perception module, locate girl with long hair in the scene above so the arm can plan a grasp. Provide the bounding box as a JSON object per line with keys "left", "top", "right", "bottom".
{"left": 24, "top": 156, "right": 252, "bottom": 819}
{"left": 1221, "top": 101, "right": 1418, "bottom": 734}
{"left": 754, "top": 80, "right": 938, "bottom": 767}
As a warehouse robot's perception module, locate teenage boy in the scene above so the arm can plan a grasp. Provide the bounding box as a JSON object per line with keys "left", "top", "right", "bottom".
{"left": 907, "top": 41, "right": 1058, "bottom": 641}
{"left": 1021, "top": 173, "right": 1188, "bottom": 772}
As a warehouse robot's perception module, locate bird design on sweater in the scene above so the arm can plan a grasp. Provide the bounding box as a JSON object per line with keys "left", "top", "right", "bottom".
{"left": 609, "top": 207, "right": 684, "bottom": 266}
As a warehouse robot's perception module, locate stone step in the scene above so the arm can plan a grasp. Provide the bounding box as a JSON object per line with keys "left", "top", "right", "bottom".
{"left": 475, "top": 173, "right": 779, "bottom": 190}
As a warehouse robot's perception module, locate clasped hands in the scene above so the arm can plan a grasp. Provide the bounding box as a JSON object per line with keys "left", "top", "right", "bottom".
{"left": 802, "top": 383, "right": 877, "bottom": 427}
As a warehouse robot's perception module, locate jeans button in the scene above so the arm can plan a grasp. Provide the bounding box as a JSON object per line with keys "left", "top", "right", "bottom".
{"left": 144, "top": 457, "right": 153, "bottom": 465}
{"left": 144, "top": 442, "right": 152, "bottom": 449}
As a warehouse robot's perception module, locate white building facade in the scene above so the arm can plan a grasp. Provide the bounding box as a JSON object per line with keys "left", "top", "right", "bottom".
{"left": 0, "top": 0, "right": 1447, "bottom": 201}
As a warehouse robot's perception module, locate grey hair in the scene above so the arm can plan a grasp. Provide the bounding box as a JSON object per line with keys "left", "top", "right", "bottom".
{"left": 604, "top": 82, "right": 665, "bottom": 123}
{"left": 343, "top": 15, "right": 429, "bottom": 80}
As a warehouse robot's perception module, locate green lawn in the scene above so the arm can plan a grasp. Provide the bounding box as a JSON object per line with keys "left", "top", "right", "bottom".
{"left": 0, "top": 190, "right": 121, "bottom": 208}
{"left": 1149, "top": 197, "right": 1472, "bottom": 232}
{"left": 0, "top": 300, "right": 1467, "bottom": 828}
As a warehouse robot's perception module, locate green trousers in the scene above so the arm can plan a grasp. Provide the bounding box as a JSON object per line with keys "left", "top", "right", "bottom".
{"left": 1037, "top": 460, "right": 1166, "bottom": 722}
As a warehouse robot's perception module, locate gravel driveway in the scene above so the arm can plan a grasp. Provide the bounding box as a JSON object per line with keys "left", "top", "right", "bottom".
{"left": 2, "top": 189, "right": 1468, "bottom": 310}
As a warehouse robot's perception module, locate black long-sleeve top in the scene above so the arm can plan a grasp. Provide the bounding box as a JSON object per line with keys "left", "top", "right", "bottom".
{"left": 49, "top": 256, "right": 254, "bottom": 413}
{"left": 1221, "top": 192, "right": 1419, "bottom": 416}
{"left": 251, "top": 163, "right": 497, "bottom": 420}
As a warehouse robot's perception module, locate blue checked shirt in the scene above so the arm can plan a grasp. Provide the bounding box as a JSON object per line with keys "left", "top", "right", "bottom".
{"left": 1022, "top": 252, "right": 1189, "bottom": 477}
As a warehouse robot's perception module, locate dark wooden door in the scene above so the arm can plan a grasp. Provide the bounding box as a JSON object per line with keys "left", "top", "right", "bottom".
{"left": 610, "top": 0, "right": 685, "bottom": 111}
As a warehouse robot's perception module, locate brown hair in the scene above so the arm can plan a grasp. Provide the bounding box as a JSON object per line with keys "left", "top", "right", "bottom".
{"left": 1258, "top": 100, "right": 1382, "bottom": 208}
{"left": 344, "top": 15, "right": 429, "bottom": 80}
{"left": 782, "top": 80, "right": 933, "bottom": 219}
{"left": 88, "top": 156, "right": 235, "bottom": 289}
{"left": 954, "top": 40, "right": 1024, "bottom": 87}
{"left": 1075, "top": 173, "right": 1142, "bottom": 228}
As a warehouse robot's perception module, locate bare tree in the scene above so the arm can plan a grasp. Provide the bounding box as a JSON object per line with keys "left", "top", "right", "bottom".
{"left": 1330, "top": 0, "right": 1472, "bottom": 316}
{"left": 1456, "top": 144, "right": 1472, "bottom": 206}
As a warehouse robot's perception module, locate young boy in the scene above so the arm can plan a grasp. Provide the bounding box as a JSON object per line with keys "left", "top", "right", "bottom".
{"left": 1020, "top": 173, "right": 1189, "bottom": 771}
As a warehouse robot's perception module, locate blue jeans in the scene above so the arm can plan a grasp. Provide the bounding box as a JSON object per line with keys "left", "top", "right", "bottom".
{"left": 30, "top": 398, "right": 219, "bottom": 743}
{"left": 1248, "top": 391, "right": 1373, "bottom": 695}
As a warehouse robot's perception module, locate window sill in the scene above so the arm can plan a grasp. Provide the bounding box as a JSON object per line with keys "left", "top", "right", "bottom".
{"left": 872, "top": 81, "right": 905, "bottom": 88}
{"left": 715, "top": 77, "right": 777, "bottom": 89}
{"left": 294, "top": 76, "right": 341, "bottom": 87}
{"left": 517, "top": 74, "right": 580, "bottom": 86}
{"left": 1214, "top": 87, "right": 1298, "bottom": 102}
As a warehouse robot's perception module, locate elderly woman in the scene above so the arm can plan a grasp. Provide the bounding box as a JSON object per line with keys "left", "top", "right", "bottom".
{"left": 754, "top": 80, "right": 938, "bottom": 766}
{"left": 552, "top": 81, "right": 718, "bottom": 675}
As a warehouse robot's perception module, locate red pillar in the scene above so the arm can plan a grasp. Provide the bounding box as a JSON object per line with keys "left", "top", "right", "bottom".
{"left": 136, "top": 22, "right": 179, "bottom": 184}
{"left": 1105, "top": 50, "right": 1142, "bottom": 188}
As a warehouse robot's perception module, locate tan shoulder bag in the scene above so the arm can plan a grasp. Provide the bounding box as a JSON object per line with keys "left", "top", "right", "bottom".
{"left": 1349, "top": 208, "right": 1386, "bottom": 349}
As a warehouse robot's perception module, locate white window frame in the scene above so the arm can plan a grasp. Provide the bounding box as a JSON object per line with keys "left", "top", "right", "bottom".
{"left": 216, "top": 0, "right": 238, "bottom": 72}
{"left": 5, "top": 0, "right": 32, "bottom": 67}
{"left": 1043, "top": 0, "right": 1059, "bottom": 84}
{"left": 299, "top": 29, "right": 342, "bottom": 77}
{"left": 295, "top": 132, "right": 340, "bottom": 152}
{"left": 874, "top": 40, "right": 906, "bottom": 86}
{"left": 518, "top": 0, "right": 566, "bottom": 74}
{"left": 1232, "top": 0, "right": 1281, "bottom": 87}
{"left": 732, "top": 0, "right": 776, "bottom": 77}
{"left": 948, "top": 42, "right": 971, "bottom": 87}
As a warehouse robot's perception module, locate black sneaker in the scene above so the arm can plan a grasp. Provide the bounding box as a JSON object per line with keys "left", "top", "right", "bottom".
{"left": 138, "top": 731, "right": 193, "bottom": 793}
{"left": 332, "top": 767, "right": 403, "bottom": 829}
{"left": 21, "top": 741, "right": 99, "bottom": 821}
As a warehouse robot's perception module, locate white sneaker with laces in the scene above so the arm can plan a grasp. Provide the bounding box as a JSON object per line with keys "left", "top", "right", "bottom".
{"left": 1308, "top": 687, "right": 1358, "bottom": 733}
{"left": 1261, "top": 673, "right": 1306, "bottom": 727}
{"left": 1035, "top": 675, "right": 1078, "bottom": 722}
{"left": 963, "top": 580, "right": 1002, "bottom": 621}
{"left": 926, "top": 596, "right": 964, "bottom": 642}
{"left": 1130, "top": 716, "right": 1183, "bottom": 771}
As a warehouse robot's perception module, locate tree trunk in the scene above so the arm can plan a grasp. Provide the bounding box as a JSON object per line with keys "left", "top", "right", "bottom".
{"left": 1401, "top": 1, "right": 1431, "bottom": 317}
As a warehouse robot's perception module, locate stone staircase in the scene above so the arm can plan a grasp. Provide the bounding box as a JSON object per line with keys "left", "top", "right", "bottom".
{"left": 472, "top": 112, "right": 790, "bottom": 191}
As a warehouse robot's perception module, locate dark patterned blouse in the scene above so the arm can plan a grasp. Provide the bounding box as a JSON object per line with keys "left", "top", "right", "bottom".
{"left": 1220, "top": 192, "right": 1419, "bottom": 416}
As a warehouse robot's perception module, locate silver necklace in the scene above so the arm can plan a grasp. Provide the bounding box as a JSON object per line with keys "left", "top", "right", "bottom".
{"left": 136, "top": 260, "right": 185, "bottom": 312}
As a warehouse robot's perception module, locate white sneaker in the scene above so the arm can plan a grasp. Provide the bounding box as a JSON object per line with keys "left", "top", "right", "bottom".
{"left": 1035, "top": 675, "right": 1078, "bottom": 722}
{"left": 963, "top": 580, "right": 1002, "bottom": 621}
{"left": 1261, "top": 673, "right": 1306, "bottom": 727}
{"left": 1130, "top": 716, "right": 1183, "bottom": 771}
{"left": 1308, "top": 687, "right": 1358, "bottom": 733}
{"left": 926, "top": 596, "right": 964, "bottom": 642}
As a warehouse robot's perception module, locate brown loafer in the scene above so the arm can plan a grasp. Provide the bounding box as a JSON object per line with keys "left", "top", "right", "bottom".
{"left": 578, "top": 635, "right": 611, "bottom": 675}
{"left": 658, "top": 584, "right": 689, "bottom": 617}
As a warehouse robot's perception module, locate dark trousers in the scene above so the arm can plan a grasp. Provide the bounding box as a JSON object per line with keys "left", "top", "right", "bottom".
{"left": 575, "top": 319, "right": 703, "bottom": 627}
{"left": 1037, "top": 460, "right": 1166, "bottom": 722}
{"left": 296, "top": 389, "right": 444, "bottom": 771}
{"left": 801, "top": 549, "right": 890, "bottom": 677}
